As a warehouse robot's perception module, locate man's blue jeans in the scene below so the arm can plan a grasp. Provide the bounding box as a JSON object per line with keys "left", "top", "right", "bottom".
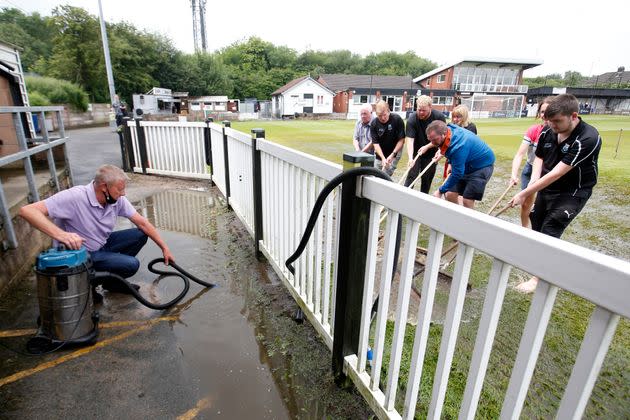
{"left": 90, "top": 228, "right": 148, "bottom": 278}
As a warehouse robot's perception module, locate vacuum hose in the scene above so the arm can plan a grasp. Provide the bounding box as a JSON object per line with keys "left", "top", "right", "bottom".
{"left": 93, "top": 258, "right": 215, "bottom": 310}
{"left": 285, "top": 166, "right": 391, "bottom": 274}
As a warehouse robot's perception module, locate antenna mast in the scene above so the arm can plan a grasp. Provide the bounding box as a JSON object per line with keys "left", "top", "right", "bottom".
{"left": 190, "top": 0, "right": 207, "bottom": 52}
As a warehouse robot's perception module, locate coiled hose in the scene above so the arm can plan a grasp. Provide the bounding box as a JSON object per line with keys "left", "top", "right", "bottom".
{"left": 93, "top": 258, "right": 215, "bottom": 310}
{"left": 285, "top": 166, "right": 392, "bottom": 274}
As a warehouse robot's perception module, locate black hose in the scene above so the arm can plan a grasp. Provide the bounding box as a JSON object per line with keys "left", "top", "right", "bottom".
{"left": 93, "top": 258, "right": 215, "bottom": 310}
{"left": 285, "top": 166, "right": 391, "bottom": 275}
{"left": 149, "top": 258, "right": 216, "bottom": 288}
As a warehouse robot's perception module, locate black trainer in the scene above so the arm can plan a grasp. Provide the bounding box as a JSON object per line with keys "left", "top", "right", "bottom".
{"left": 92, "top": 287, "right": 104, "bottom": 304}
{"left": 102, "top": 279, "right": 140, "bottom": 294}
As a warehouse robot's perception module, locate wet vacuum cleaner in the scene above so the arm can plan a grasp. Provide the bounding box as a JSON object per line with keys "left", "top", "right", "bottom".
{"left": 27, "top": 247, "right": 99, "bottom": 354}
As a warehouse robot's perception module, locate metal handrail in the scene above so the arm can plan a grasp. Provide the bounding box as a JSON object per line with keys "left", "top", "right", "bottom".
{"left": 0, "top": 106, "right": 70, "bottom": 250}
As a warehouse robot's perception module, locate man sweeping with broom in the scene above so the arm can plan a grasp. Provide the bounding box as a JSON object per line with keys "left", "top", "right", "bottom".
{"left": 508, "top": 94, "right": 602, "bottom": 293}
{"left": 418, "top": 120, "right": 496, "bottom": 209}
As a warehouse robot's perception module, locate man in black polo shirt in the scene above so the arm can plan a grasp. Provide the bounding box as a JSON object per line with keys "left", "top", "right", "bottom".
{"left": 370, "top": 100, "right": 405, "bottom": 176}
{"left": 404, "top": 95, "right": 446, "bottom": 193}
{"left": 509, "top": 94, "right": 602, "bottom": 293}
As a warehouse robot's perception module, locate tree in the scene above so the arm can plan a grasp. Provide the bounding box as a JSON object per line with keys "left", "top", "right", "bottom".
{"left": 177, "top": 53, "right": 233, "bottom": 97}
{"left": 0, "top": 8, "right": 55, "bottom": 72}
{"left": 107, "top": 22, "right": 158, "bottom": 104}
{"left": 40, "top": 6, "right": 108, "bottom": 102}
{"left": 6, "top": 7, "right": 441, "bottom": 102}
{"left": 523, "top": 74, "right": 564, "bottom": 88}
{"left": 563, "top": 71, "right": 584, "bottom": 87}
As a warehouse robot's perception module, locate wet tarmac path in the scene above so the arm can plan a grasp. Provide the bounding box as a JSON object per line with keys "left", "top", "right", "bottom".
{"left": 0, "top": 186, "right": 371, "bottom": 419}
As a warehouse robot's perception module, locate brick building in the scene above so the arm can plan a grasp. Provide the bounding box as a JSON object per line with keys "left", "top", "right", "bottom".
{"left": 317, "top": 74, "right": 420, "bottom": 119}
{"left": 413, "top": 57, "right": 542, "bottom": 118}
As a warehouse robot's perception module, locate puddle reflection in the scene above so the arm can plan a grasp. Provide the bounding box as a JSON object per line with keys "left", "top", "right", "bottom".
{"left": 131, "top": 188, "right": 369, "bottom": 418}
{"left": 135, "top": 189, "right": 219, "bottom": 239}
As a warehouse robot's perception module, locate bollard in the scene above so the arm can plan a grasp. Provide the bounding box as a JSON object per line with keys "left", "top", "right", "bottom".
{"left": 332, "top": 151, "right": 375, "bottom": 386}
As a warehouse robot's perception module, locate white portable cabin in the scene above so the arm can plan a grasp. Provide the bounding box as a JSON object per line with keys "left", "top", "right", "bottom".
{"left": 132, "top": 87, "right": 179, "bottom": 115}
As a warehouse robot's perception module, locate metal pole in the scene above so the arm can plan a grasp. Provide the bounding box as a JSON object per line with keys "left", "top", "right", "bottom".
{"left": 97, "top": 0, "right": 118, "bottom": 131}
{"left": 39, "top": 111, "right": 60, "bottom": 192}
{"left": 332, "top": 151, "right": 375, "bottom": 386}
{"left": 55, "top": 109, "right": 74, "bottom": 186}
{"left": 0, "top": 178, "right": 18, "bottom": 249}
{"left": 614, "top": 128, "right": 623, "bottom": 159}
{"left": 13, "top": 112, "right": 39, "bottom": 203}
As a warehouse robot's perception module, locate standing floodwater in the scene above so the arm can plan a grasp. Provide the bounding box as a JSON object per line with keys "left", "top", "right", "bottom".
{"left": 0, "top": 180, "right": 370, "bottom": 419}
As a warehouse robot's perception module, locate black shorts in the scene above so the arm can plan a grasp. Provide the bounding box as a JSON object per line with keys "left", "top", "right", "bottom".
{"left": 530, "top": 192, "right": 591, "bottom": 238}
{"left": 447, "top": 165, "right": 494, "bottom": 201}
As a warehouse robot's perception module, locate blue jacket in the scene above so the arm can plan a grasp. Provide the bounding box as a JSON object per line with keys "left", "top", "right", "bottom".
{"left": 440, "top": 124, "right": 495, "bottom": 194}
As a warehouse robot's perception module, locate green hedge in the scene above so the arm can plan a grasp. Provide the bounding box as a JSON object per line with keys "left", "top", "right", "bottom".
{"left": 25, "top": 76, "right": 89, "bottom": 111}
{"left": 26, "top": 90, "right": 51, "bottom": 106}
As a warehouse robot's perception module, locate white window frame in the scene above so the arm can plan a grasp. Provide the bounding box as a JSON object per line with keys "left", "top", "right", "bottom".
{"left": 354, "top": 94, "right": 369, "bottom": 104}
{"left": 432, "top": 96, "right": 454, "bottom": 105}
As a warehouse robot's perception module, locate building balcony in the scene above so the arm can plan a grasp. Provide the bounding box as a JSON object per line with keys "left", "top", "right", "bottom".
{"left": 454, "top": 83, "right": 529, "bottom": 94}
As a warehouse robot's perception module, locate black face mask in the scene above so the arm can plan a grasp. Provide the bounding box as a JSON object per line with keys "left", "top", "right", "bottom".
{"left": 104, "top": 186, "right": 117, "bottom": 205}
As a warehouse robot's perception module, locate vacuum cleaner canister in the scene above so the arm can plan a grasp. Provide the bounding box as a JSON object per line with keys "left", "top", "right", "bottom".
{"left": 29, "top": 247, "right": 98, "bottom": 353}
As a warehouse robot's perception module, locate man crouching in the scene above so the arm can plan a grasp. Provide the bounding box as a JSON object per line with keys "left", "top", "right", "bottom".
{"left": 19, "top": 164, "right": 174, "bottom": 302}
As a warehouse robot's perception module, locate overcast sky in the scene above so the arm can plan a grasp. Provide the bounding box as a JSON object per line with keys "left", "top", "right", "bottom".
{"left": 9, "top": 0, "right": 630, "bottom": 78}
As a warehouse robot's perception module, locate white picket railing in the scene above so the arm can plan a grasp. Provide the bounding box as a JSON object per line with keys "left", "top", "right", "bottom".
{"left": 209, "top": 122, "right": 227, "bottom": 197}
{"left": 127, "top": 120, "right": 210, "bottom": 179}
{"left": 256, "top": 139, "right": 343, "bottom": 349}
{"left": 122, "top": 120, "right": 630, "bottom": 420}
{"left": 343, "top": 177, "right": 629, "bottom": 420}
{"left": 225, "top": 127, "right": 255, "bottom": 235}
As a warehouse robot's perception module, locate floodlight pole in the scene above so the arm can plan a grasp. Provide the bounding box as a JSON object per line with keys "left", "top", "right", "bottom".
{"left": 98, "top": 0, "right": 118, "bottom": 130}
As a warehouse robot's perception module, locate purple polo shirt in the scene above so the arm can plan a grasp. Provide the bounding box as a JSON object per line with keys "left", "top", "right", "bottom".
{"left": 44, "top": 182, "right": 137, "bottom": 251}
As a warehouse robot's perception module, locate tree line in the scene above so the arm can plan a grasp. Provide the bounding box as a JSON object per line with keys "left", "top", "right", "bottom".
{"left": 1, "top": 6, "right": 437, "bottom": 107}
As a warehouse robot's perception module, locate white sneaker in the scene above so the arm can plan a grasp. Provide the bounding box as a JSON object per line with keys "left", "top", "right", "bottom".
{"left": 515, "top": 277, "right": 538, "bottom": 293}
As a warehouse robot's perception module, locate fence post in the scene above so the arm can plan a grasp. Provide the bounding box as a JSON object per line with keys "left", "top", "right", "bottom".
{"left": 332, "top": 151, "right": 375, "bottom": 385}
{"left": 222, "top": 120, "right": 231, "bottom": 208}
{"left": 251, "top": 128, "right": 265, "bottom": 260}
{"left": 204, "top": 118, "right": 214, "bottom": 185}
{"left": 135, "top": 117, "right": 148, "bottom": 174}
{"left": 117, "top": 118, "right": 129, "bottom": 172}
{"left": 122, "top": 117, "right": 135, "bottom": 171}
